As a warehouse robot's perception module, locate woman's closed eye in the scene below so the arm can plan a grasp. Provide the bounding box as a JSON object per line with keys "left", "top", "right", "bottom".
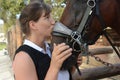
{"left": 45, "top": 15, "right": 50, "bottom": 19}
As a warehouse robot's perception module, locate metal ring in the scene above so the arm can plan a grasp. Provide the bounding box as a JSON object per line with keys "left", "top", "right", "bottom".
{"left": 72, "top": 41, "right": 81, "bottom": 52}
{"left": 87, "top": 0, "right": 96, "bottom": 8}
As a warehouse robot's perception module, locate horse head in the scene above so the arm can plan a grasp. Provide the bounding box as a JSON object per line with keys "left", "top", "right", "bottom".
{"left": 51, "top": 0, "right": 120, "bottom": 70}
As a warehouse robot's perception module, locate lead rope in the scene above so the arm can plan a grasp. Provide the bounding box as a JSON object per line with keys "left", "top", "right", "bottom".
{"left": 75, "top": 62, "right": 81, "bottom": 75}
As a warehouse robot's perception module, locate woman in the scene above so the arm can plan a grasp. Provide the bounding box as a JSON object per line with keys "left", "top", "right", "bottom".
{"left": 13, "top": 1, "right": 82, "bottom": 80}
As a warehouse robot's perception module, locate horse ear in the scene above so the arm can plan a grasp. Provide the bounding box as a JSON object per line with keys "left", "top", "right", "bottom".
{"left": 30, "top": 0, "right": 44, "bottom": 3}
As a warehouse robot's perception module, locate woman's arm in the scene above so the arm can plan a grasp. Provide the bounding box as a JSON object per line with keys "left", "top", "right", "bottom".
{"left": 13, "top": 51, "right": 38, "bottom": 80}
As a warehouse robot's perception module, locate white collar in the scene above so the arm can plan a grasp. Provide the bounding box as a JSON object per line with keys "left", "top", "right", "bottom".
{"left": 23, "top": 39, "right": 50, "bottom": 54}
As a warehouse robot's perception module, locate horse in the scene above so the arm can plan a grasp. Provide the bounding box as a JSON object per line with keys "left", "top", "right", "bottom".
{"left": 51, "top": 0, "right": 120, "bottom": 73}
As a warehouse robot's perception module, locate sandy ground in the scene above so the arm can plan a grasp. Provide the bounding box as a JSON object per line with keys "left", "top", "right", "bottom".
{"left": 0, "top": 50, "right": 14, "bottom": 80}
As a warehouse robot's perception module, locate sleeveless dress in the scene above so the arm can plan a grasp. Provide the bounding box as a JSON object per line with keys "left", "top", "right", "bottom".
{"left": 15, "top": 44, "right": 72, "bottom": 80}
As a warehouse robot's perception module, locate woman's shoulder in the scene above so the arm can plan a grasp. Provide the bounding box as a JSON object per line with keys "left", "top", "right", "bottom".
{"left": 14, "top": 51, "right": 32, "bottom": 64}
{"left": 15, "top": 45, "right": 31, "bottom": 53}
{"left": 12, "top": 51, "right": 38, "bottom": 80}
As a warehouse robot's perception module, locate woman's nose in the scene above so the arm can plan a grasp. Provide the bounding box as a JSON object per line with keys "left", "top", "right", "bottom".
{"left": 50, "top": 17, "right": 55, "bottom": 25}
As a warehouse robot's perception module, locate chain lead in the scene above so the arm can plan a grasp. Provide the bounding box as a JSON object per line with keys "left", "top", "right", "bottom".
{"left": 88, "top": 52, "right": 113, "bottom": 68}
{"left": 86, "top": 55, "right": 90, "bottom": 64}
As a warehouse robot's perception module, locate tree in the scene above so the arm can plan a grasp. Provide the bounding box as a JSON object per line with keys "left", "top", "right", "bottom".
{"left": 0, "top": 0, "right": 65, "bottom": 33}
{"left": 0, "top": 0, "right": 26, "bottom": 32}
{"left": 45, "top": 0, "right": 65, "bottom": 21}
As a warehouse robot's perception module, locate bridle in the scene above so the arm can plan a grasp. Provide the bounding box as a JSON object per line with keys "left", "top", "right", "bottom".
{"left": 52, "top": 0, "right": 120, "bottom": 76}
{"left": 52, "top": 0, "right": 96, "bottom": 55}
{"left": 52, "top": 0, "right": 120, "bottom": 58}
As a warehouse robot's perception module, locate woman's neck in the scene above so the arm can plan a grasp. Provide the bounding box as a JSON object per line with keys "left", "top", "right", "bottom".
{"left": 26, "top": 36, "right": 45, "bottom": 49}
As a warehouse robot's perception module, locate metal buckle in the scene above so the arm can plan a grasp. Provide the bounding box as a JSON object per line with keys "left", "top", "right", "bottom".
{"left": 71, "top": 31, "right": 80, "bottom": 40}
{"left": 87, "top": 0, "right": 96, "bottom": 8}
{"left": 71, "top": 31, "right": 81, "bottom": 45}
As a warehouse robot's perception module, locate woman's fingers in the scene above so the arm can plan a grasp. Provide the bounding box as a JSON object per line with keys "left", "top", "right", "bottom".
{"left": 53, "top": 43, "right": 72, "bottom": 61}
{"left": 53, "top": 43, "right": 70, "bottom": 55}
{"left": 57, "top": 46, "right": 70, "bottom": 54}
{"left": 53, "top": 43, "right": 66, "bottom": 50}
{"left": 51, "top": 43, "right": 73, "bottom": 69}
{"left": 60, "top": 52, "right": 72, "bottom": 63}
{"left": 56, "top": 47, "right": 72, "bottom": 66}
{"left": 58, "top": 48, "right": 72, "bottom": 59}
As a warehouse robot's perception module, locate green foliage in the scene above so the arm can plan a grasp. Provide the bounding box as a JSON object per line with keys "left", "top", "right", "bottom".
{"left": 52, "top": 6, "right": 64, "bottom": 21}
{"left": 0, "top": 0, "right": 65, "bottom": 33}
{"left": 0, "top": 0, "right": 26, "bottom": 32}
{"left": 0, "top": 43, "right": 6, "bottom": 50}
{"left": 45, "top": 0, "right": 65, "bottom": 21}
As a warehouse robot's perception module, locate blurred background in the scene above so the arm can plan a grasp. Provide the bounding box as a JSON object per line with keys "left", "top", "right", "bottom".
{"left": 0, "top": 0, "right": 119, "bottom": 80}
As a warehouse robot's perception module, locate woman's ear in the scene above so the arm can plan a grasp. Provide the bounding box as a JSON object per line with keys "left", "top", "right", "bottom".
{"left": 29, "top": 21, "right": 37, "bottom": 30}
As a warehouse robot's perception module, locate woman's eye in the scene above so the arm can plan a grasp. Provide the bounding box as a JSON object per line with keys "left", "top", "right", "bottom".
{"left": 46, "top": 16, "right": 50, "bottom": 19}
{"left": 47, "top": 16, "right": 49, "bottom": 18}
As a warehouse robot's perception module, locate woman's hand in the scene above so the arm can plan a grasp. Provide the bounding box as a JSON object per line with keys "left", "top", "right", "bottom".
{"left": 50, "top": 43, "right": 72, "bottom": 71}
{"left": 45, "top": 43, "right": 72, "bottom": 80}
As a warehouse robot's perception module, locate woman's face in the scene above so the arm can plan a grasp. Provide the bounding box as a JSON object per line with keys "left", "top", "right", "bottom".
{"left": 33, "top": 12, "right": 55, "bottom": 38}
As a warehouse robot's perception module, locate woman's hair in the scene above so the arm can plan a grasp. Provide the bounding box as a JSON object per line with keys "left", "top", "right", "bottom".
{"left": 19, "top": 2, "right": 52, "bottom": 35}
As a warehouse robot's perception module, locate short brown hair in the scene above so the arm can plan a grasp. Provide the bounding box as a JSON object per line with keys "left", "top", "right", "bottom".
{"left": 19, "top": 2, "right": 52, "bottom": 36}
